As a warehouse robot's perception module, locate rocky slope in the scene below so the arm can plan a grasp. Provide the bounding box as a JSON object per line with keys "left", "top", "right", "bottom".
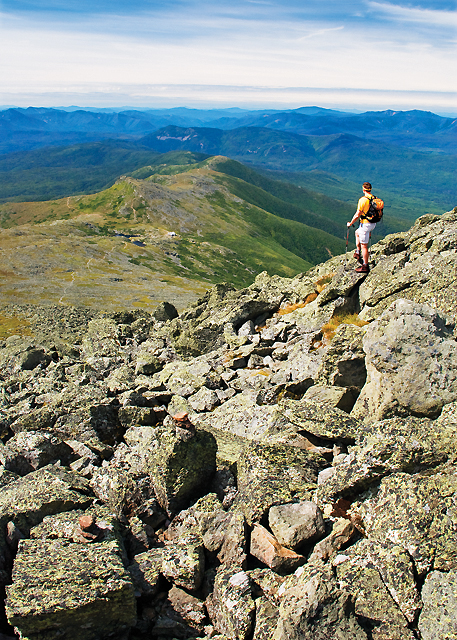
{"left": 0, "top": 209, "right": 456, "bottom": 640}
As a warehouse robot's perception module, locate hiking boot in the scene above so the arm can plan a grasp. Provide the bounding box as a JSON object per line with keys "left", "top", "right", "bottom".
{"left": 353, "top": 251, "right": 363, "bottom": 263}
{"left": 355, "top": 263, "right": 369, "bottom": 273}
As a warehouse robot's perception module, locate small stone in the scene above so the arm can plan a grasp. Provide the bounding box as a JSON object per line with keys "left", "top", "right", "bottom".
{"left": 250, "top": 524, "right": 305, "bottom": 574}
{"left": 268, "top": 502, "right": 326, "bottom": 550}
{"left": 310, "top": 518, "right": 356, "bottom": 562}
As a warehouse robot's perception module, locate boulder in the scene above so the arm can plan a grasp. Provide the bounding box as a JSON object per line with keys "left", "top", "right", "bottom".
{"left": 153, "top": 300, "right": 179, "bottom": 322}
{"left": 250, "top": 524, "right": 305, "bottom": 574}
{"left": 352, "top": 299, "right": 457, "bottom": 421}
{"left": 310, "top": 518, "right": 356, "bottom": 562}
{"left": 253, "top": 596, "right": 280, "bottom": 640}
{"left": 359, "top": 470, "right": 457, "bottom": 576}
{"left": 5, "top": 539, "right": 136, "bottom": 640}
{"left": 202, "top": 511, "right": 248, "bottom": 568}
{"left": 315, "top": 322, "right": 367, "bottom": 390}
{"left": 268, "top": 501, "right": 325, "bottom": 550}
{"left": 359, "top": 213, "right": 457, "bottom": 320}
{"left": 0, "top": 465, "right": 92, "bottom": 535}
{"left": 232, "top": 442, "right": 326, "bottom": 525}
{"left": 206, "top": 568, "right": 255, "bottom": 640}
{"left": 335, "top": 546, "right": 415, "bottom": 639}
{"left": 150, "top": 423, "right": 217, "bottom": 517}
{"left": 303, "top": 384, "right": 357, "bottom": 413}
{"left": 162, "top": 537, "right": 205, "bottom": 591}
{"left": 333, "top": 538, "right": 421, "bottom": 624}
{"left": 2, "top": 431, "right": 74, "bottom": 475}
{"left": 128, "top": 548, "right": 163, "bottom": 598}
{"left": 317, "top": 414, "right": 457, "bottom": 504}
{"left": 418, "top": 570, "right": 457, "bottom": 640}
{"left": 272, "top": 562, "right": 368, "bottom": 640}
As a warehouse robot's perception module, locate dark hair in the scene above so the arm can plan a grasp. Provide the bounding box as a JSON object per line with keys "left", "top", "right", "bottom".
{"left": 363, "top": 182, "right": 372, "bottom": 191}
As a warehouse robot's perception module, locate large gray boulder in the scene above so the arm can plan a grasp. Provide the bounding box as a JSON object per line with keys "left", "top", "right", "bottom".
{"left": 317, "top": 413, "right": 457, "bottom": 504}
{"left": 231, "top": 442, "right": 326, "bottom": 525}
{"left": 359, "top": 211, "right": 457, "bottom": 320}
{"left": 352, "top": 299, "right": 457, "bottom": 421}
{"left": 5, "top": 539, "right": 136, "bottom": 640}
{"left": 272, "top": 562, "right": 368, "bottom": 640}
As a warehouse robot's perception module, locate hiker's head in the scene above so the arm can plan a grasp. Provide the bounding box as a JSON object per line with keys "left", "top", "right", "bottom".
{"left": 362, "top": 182, "right": 372, "bottom": 192}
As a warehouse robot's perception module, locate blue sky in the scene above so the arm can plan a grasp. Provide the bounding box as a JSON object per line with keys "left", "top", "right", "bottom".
{"left": 1, "top": 0, "right": 456, "bottom": 112}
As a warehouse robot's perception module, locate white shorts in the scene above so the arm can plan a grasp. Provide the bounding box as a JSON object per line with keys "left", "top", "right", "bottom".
{"left": 356, "top": 222, "right": 376, "bottom": 245}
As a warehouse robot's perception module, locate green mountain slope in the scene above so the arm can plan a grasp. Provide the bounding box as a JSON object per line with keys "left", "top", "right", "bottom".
{"left": 0, "top": 159, "right": 345, "bottom": 311}
{"left": 145, "top": 126, "right": 457, "bottom": 215}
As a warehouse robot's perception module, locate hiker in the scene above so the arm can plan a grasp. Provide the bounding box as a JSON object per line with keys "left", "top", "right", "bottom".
{"left": 347, "top": 182, "right": 376, "bottom": 273}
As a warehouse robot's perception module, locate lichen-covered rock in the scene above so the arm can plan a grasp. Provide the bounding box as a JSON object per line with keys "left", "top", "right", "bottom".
{"left": 279, "top": 398, "right": 360, "bottom": 443}
{"left": 303, "top": 384, "right": 357, "bottom": 413}
{"left": 335, "top": 547, "right": 415, "bottom": 639}
{"left": 315, "top": 323, "right": 367, "bottom": 390}
{"left": 202, "top": 511, "right": 248, "bottom": 568}
{"left": 232, "top": 442, "right": 326, "bottom": 525}
{"left": 162, "top": 537, "right": 205, "bottom": 590}
{"left": 268, "top": 501, "right": 325, "bottom": 550}
{"left": 3, "top": 431, "right": 74, "bottom": 475}
{"left": 153, "top": 300, "right": 179, "bottom": 322}
{"left": 150, "top": 423, "right": 217, "bottom": 516}
{"left": 195, "top": 395, "right": 359, "bottom": 465}
{"left": 128, "top": 548, "right": 163, "bottom": 598}
{"left": 310, "top": 518, "right": 355, "bottom": 562}
{"left": 5, "top": 538, "right": 136, "bottom": 640}
{"left": 91, "top": 464, "right": 140, "bottom": 516}
{"left": 315, "top": 266, "right": 365, "bottom": 306}
{"left": 359, "top": 214, "right": 457, "bottom": 321}
{"left": 272, "top": 562, "right": 368, "bottom": 640}
{"left": 253, "top": 596, "right": 280, "bottom": 640}
{"left": 206, "top": 568, "right": 255, "bottom": 640}
{"left": 352, "top": 299, "right": 457, "bottom": 421}
{"left": 0, "top": 465, "right": 92, "bottom": 535}
{"left": 156, "top": 356, "right": 215, "bottom": 397}
{"left": 153, "top": 585, "right": 207, "bottom": 638}
{"left": 188, "top": 386, "right": 220, "bottom": 412}
{"left": 317, "top": 414, "right": 457, "bottom": 504}
{"left": 359, "top": 470, "right": 457, "bottom": 575}
{"left": 418, "top": 570, "right": 457, "bottom": 640}
{"left": 333, "top": 539, "right": 421, "bottom": 624}
{"left": 81, "top": 317, "right": 124, "bottom": 359}
{"left": 30, "top": 506, "right": 122, "bottom": 548}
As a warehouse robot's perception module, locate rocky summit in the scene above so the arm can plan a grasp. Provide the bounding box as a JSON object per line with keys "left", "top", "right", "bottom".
{"left": 0, "top": 209, "right": 456, "bottom": 640}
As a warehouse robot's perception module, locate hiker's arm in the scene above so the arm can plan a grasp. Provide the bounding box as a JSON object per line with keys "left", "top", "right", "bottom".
{"left": 347, "top": 210, "right": 362, "bottom": 227}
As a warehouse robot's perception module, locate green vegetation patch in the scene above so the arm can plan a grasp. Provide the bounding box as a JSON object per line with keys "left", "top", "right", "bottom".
{"left": 0, "top": 314, "right": 33, "bottom": 339}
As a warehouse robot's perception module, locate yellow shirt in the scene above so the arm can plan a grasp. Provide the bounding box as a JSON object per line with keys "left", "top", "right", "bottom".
{"left": 358, "top": 194, "right": 373, "bottom": 222}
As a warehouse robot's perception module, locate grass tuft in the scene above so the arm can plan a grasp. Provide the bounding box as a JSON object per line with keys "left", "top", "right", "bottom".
{"left": 321, "top": 312, "right": 369, "bottom": 344}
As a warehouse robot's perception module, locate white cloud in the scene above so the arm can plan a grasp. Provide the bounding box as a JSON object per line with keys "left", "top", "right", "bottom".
{"left": 0, "top": 2, "right": 455, "bottom": 111}
{"left": 368, "top": 1, "right": 457, "bottom": 27}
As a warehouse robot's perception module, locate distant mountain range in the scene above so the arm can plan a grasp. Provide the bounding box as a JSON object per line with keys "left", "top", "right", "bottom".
{"left": 1, "top": 105, "right": 456, "bottom": 250}
{"left": 1, "top": 106, "right": 456, "bottom": 155}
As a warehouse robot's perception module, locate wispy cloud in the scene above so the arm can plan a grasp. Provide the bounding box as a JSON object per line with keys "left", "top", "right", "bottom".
{"left": 368, "top": 1, "right": 457, "bottom": 26}
{"left": 1, "top": 0, "right": 455, "bottom": 111}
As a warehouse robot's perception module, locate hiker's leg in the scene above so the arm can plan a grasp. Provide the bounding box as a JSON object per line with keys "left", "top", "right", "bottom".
{"left": 355, "top": 228, "right": 361, "bottom": 253}
{"left": 361, "top": 242, "right": 369, "bottom": 265}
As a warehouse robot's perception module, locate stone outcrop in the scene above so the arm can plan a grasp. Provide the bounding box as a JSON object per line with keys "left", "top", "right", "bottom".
{"left": 0, "top": 209, "right": 456, "bottom": 639}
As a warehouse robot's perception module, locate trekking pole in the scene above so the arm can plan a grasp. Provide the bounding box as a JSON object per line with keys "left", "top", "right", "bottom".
{"left": 344, "top": 226, "right": 351, "bottom": 269}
